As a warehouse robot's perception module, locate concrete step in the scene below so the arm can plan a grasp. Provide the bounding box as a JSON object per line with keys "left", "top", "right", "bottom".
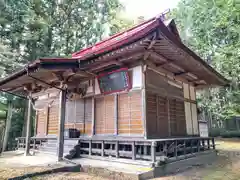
{"left": 38, "top": 146, "right": 72, "bottom": 154}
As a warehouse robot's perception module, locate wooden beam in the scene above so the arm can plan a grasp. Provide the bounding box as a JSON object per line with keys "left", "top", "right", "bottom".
{"left": 24, "top": 94, "right": 32, "bottom": 156}
{"left": 191, "top": 79, "right": 207, "bottom": 84}
{"left": 57, "top": 87, "right": 67, "bottom": 161}
{"left": 91, "top": 60, "right": 121, "bottom": 72}
{"left": 176, "top": 72, "right": 198, "bottom": 80}
{"left": 52, "top": 72, "right": 64, "bottom": 81}
{"left": 146, "top": 60, "right": 194, "bottom": 85}
{"left": 147, "top": 32, "right": 157, "bottom": 50}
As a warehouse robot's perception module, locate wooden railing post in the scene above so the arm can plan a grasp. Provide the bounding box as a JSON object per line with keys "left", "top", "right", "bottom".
{"left": 115, "top": 141, "right": 119, "bottom": 158}
{"left": 33, "top": 139, "right": 36, "bottom": 150}
{"left": 132, "top": 141, "right": 136, "bottom": 160}
{"left": 101, "top": 141, "right": 104, "bottom": 157}
{"left": 89, "top": 140, "right": 92, "bottom": 156}
{"left": 202, "top": 139, "right": 205, "bottom": 151}
{"left": 197, "top": 139, "right": 200, "bottom": 152}
{"left": 174, "top": 140, "right": 178, "bottom": 159}
{"left": 17, "top": 139, "right": 19, "bottom": 149}
{"left": 212, "top": 138, "right": 215, "bottom": 149}
{"left": 151, "top": 141, "right": 156, "bottom": 163}
{"left": 207, "top": 139, "right": 210, "bottom": 150}
{"left": 191, "top": 140, "right": 194, "bottom": 153}
{"left": 183, "top": 140, "right": 186, "bottom": 157}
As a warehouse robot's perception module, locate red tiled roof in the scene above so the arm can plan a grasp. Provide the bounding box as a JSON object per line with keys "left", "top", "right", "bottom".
{"left": 72, "top": 17, "right": 160, "bottom": 59}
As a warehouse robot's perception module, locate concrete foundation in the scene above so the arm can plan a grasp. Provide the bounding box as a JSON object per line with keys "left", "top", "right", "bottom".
{"left": 73, "top": 150, "right": 217, "bottom": 180}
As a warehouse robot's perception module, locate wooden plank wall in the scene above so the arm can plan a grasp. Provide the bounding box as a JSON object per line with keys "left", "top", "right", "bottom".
{"left": 146, "top": 93, "right": 168, "bottom": 138}
{"left": 36, "top": 108, "right": 47, "bottom": 136}
{"left": 183, "top": 83, "right": 199, "bottom": 135}
{"left": 47, "top": 104, "right": 59, "bottom": 135}
{"left": 118, "top": 91, "right": 143, "bottom": 135}
{"left": 146, "top": 69, "right": 186, "bottom": 138}
{"left": 95, "top": 96, "right": 115, "bottom": 134}
{"left": 65, "top": 97, "right": 92, "bottom": 136}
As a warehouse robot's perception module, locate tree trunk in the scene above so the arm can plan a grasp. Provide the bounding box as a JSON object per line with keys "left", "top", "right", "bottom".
{"left": 2, "top": 101, "right": 13, "bottom": 152}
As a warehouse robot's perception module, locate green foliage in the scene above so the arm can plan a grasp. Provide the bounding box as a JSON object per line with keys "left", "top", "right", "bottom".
{"left": 220, "top": 130, "right": 240, "bottom": 138}
{"left": 209, "top": 128, "right": 240, "bottom": 138}
{"left": 171, "top": 0, "right": 240, "bottom": 123}
{"left": 209, "top": 128, "right": 223, "bottom": 137}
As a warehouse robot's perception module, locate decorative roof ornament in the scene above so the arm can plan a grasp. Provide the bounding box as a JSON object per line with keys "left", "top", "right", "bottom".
{"left": 158, "top": 9, "right": 171, "bottom": 21}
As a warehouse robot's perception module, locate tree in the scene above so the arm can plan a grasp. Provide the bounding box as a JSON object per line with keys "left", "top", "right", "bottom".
{"left": 0, "top": 0, "right": 124, "bottom": 65}
{"left": 171, "top": 0, "right": 240, "bottom": 126}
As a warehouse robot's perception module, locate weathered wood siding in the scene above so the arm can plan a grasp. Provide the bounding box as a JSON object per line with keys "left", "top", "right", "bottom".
{"left": 65, "top": 97, "right": 92, "bottom": 136}
{"left": 36, "top": 108, "right": 47, "bottom": 136}
{"left": 169, "top": 98, "right": 186, "bottom": 136}
{"left": 183, "top": 83, "right": 199, "bottom": 135}
{"left": 146, "top": 69, "right": 186, "bottom": 138}
{"left": 95, "top": 95, "right": 115, "bottom": 134}
{"left": 84, "top": 98, "right": 93, "bottom": 135}
{"left": 47, "top": 104, "right": 59, "bottom": 135}
{"left": 118, "top": 91, "right": 143, "bottom": 135}
{"left": 146, "top": 93, "right": 168, "bottom": 138}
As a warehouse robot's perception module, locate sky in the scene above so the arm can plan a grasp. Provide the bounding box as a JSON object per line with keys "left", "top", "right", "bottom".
{"left": 120, "top": 0, "right": 180, "bottom": 19}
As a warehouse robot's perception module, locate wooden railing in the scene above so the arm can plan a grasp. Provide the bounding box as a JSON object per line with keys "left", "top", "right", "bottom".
{"left": 16, "top": 137, "right": 57, "bottom": 150}
{"left": 16, "top": 136, "right": 216, "bottom": 165}
{"left": 78, "top": 137, "right": 216, "bottom": 165}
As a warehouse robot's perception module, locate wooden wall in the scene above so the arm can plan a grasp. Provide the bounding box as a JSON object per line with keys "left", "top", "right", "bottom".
{"left": 118, "top": 91, "right": 143, "bottom": 135}
{"left": 146, "top": 69, "right": 186, "bottom": 138}
{"left": 35, "top": 91, "right": 144, "bottom": 137}
{"left": 65, "top": 97, "right": 92, "bottom": 136}
{"left": 95, "top": 95, "right": 115, "bottom": 134}
{"left": 183, "top": 83, "right": 199, "bottom": 135}
{"left": 36, "top": 108, "right": 47, "bottom": 136}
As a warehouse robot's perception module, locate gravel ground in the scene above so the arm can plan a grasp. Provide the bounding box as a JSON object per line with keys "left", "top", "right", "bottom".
{"left": 1, "top": 140, "right": 240, "bottom": 180}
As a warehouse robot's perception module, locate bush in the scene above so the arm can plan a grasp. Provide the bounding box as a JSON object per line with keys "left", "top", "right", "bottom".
{"left": 220, "top": 131, "right": 240, "bottom": 138}
{"left": 209, "top": 128, "right": 223, "bottom": 137}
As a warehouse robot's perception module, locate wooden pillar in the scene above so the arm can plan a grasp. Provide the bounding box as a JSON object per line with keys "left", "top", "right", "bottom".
{"left": 167, "top": 98, "right": 171, "bottom": 136}
{"left": 24, "top": 95, "right": 32, "bottom": 156}
{"left": 22, "top": 101, "right": 28, "bottom": 137}
{"left": 45, "top": 107, "right": 50, "bottom": 135}
{"left": 91, "top": 97, "right": 95, "bottom": 136}
{"left": 2, "top": 101, "right": 13, "bottom": 152}
{"left": 57, "top": 89, "right": 66, "bottom": 161}
{"left": 142, "top": 65, "right": 147, "bottom": 139}
{"left": 114, "top": 94, "right": 118, "bottom": 135}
